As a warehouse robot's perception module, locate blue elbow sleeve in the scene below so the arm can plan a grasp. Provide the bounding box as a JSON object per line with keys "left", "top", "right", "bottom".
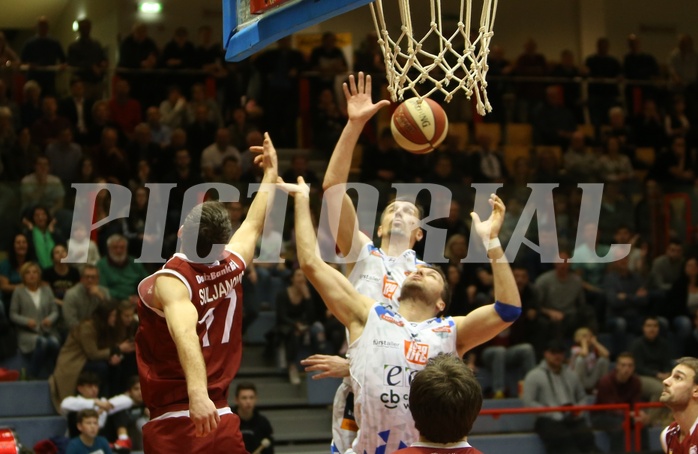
{"left": 494, "top": 300, "right": 522, "bottom": 322}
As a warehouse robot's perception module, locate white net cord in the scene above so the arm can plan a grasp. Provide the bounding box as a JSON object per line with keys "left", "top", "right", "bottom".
{"left": 370, "top": 0, "right": 498, "bottom": 115}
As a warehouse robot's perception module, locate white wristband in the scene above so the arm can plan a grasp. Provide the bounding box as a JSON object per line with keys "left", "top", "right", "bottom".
{"left": 486, "top": 238, "right": 501, "bottom": 251}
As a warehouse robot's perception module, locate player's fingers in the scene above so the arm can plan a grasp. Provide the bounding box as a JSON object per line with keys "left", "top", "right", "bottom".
{"left": 311, "top": 371, "right": 333, "bottom": 380}
{"left": 470, "top": 212, "right": 482, "bottom": 225}
{"left": 301, "top": 354, "right": 329, "bottom": 363}
{"left": 201, "top": 417, "right": 212, "bottom": 437}
{"left": 211, "top": 411, "right": 220, "bottom": 430}
{"left": 364, "top": 74, "right": 371, "bottom": 94}
{"left": 303, "top": 364, "right": 327, "bottom": 372}
{"left": 342, "top": 82, "right": 351, "bottom": 100}
{"left": 358, "top": 71, "right": 365, "bottom": 93}
{"left": 193, "top": 419, "right": 204, "bottom": 437}
{"left": 249, "top": 146, "right": 263, "bottom": 154}
{"left": 297, "top": 176, "right": 306, "bottom": 186}
{"left": 376, "top": 99, "right": 391, "bottom": 109}
{"left": 348, "top": 74, "right": 357, "bottom": 94}
{"left": 263, "top": 131, "right": 273, "bottom": 147}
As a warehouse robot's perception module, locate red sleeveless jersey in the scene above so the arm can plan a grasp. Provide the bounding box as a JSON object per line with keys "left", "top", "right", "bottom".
{"left": 136, "top": 251, "right": 246, "bottom": 418}
{"left": 664, "top": 420, "right": 698, "bottom": 454}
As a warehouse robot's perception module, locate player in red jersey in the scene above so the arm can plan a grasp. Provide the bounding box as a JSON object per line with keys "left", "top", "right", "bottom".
{"left": 393, "top": 353, "right": 483, "bottom": 454}
{"left": 660, "top": 357, "right": 698, "bottom": 454}
{"left": 135, "top": 132, "right": 278, "bottom": 453}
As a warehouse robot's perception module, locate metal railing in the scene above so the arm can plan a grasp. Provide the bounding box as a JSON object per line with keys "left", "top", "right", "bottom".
{"left": 479, "top": 403, "right": 633, "bottom": 452}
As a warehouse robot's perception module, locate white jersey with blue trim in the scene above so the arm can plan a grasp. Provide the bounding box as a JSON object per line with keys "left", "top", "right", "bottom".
{"left": 331, "top": 243, "right": 426, "bottom": 454}
{"left": 347, "top": 243, "right": 427, "bottom": 311}
{"left": 348, "top": 303, "right": 457, "bottom": 454}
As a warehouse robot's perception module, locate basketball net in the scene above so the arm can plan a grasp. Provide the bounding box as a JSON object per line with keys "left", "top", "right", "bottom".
{"left": 370, "top": 0, "right": 498, "bottom": 115}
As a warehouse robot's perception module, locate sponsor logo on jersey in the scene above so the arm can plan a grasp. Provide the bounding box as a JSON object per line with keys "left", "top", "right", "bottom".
{"left": 380, "top": 313, "right": 404, "bottom": 327}
{"left": 381, "top": 364, "right": 417, "bottom": 409}
{"left": 194, "top": 261, "right": 238, "bottom": 284}
{"left": 431, "top": 325, "right": 452, "bottom": 333}
{"left": 382, "top": 275, "right": 398, "bottom": 299}
{"left": 404, "top": 340, "right": 429, "bottom": 365}
{"left": 359, "top": 274, "right": 381, "bottom": 283}
{"left": 373, "top": 339, "right": 401, "bottom": 349}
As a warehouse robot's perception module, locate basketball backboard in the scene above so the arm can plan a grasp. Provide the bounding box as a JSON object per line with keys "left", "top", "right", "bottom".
{"left": 223, "top": 0, "right": 373, "bottom": 62}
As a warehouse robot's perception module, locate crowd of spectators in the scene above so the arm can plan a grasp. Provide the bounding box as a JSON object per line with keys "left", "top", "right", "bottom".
{"left": 0, "top": 13, "right": 698, "bottom": 451}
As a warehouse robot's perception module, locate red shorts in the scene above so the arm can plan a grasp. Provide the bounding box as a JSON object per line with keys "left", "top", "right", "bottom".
{"left": 143, "top": 412, "right": 247, "bottom": 454}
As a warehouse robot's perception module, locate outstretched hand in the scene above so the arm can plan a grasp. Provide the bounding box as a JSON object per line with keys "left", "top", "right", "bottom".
{"left": 470, "top": 193, "right": 506, "bottom": 243}
{"left": 344, "top": 72, "right": 391, "bottom": 124}
{"left": 300, "top": 354, "right": 351, "bottom": 379}
{"left": 249, "top": 132, "right": 278, "bottom": 181}
{"left": 276, "top": 176, "right": 310, "bottom": 199}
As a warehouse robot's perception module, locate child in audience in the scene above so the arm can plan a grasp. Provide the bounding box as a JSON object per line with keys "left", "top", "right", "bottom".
{"left": 60, "top": 371, "right": 134, "bottom": 447}
{"left": 66, "top": 409, "right": 113, "bottom": 454}
{"left": 108, "top": 376, "right": 147, "bottom": 450}
{"left": 570, "top": 326, "right": 610, "bottom": 392}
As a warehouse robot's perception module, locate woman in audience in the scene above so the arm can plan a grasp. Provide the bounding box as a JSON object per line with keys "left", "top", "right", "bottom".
{"left": 42, "top": 243, "right": 80, "bottom": 318}
{"left": 0, "top": 232, "right": 35, "bottom": 306}
{"left": 275, "top": 268, "right": 326, "bottom": 385}
{"left": 9, "top": 262, "right": 60, "bottom": 379}
{"left": 112, "top": 299, "right": 139, "bottom": 394}
{"left": 569, "top": 326, "right": 610, "bottom": 393}
{"left": 49, "top": 300, "right": 135, "bottom": 411}
{"left": 22, "top": 205, "right": 64, "bottom": 269}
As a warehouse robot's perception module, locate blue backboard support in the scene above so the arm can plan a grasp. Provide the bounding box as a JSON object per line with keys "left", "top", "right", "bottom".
{"left": 224, "top": 0, "right": 374, "bottom": 62}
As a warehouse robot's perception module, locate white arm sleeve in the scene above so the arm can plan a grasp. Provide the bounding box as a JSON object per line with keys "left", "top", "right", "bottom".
{"left": 60, "top": 395, "right": 96, "bottom": 415}
{"left": 108, "top": 394, "right": 135, "bottom": 414}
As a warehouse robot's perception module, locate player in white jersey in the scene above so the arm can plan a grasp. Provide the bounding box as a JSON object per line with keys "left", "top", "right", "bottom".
{"left": 300, "top": 72, "right": 431, "bottom": 454}
{"left": 283, "top": 177, "right": 520, "bottom": 454}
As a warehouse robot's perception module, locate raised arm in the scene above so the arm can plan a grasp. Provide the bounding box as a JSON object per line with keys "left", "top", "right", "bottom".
{"left": 323, "top": 73, "right": 391, "bottom": 260}
{"left": 226, "top": 132, "right": 278, "bottom": 265}
{"left": 155, "top": 275, "right": 219, "bottom": 438}
{"left": 283, "top": 177, "right": 372, "bottom": 343}
{"left": 454, "top": 194, "right": 521, "bottom": 356}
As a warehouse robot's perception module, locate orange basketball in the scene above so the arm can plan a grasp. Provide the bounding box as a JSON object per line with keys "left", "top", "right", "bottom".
{"left": 390, "top": 98, "right": 449, "bottom": 154}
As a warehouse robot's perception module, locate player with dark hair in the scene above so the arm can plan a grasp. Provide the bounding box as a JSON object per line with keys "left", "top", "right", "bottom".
{"left": 135, "top": 133, "right": 278, "bottom": 453}
{"left": 394, "top": 353, "right": 483, "bottom": 453}
{"left": 282, "top": 176, "right": 519, "bottom": 454}
{"left": 660, "top": 357, "right": 698, "bottom": 453}
{"left": 301, "top": 72, "right": 431, "bottom": 454}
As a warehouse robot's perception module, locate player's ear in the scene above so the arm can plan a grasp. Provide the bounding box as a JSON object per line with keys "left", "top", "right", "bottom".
{"left": 414, "top": 227, "right": 424, "bottom": 242}
{"left": 377, "top": 225, "right": 383, "bottom": 238}
{"left": 177, "top": 226, "right": 183, "bottom": 238}
{"left": 436, "top": 299, "right": 445, "bottom": 313}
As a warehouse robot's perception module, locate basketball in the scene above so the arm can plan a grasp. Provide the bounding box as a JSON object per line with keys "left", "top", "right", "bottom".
{"left": 390, "top": 98, "right": 449, "bottom": 154}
